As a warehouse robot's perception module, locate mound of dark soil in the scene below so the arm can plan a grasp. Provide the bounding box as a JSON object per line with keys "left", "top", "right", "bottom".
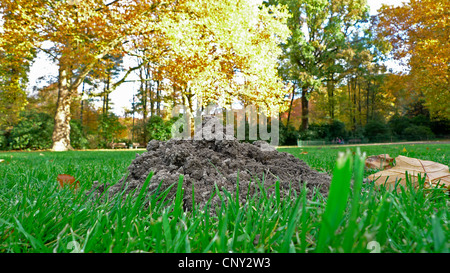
{"left": 89, "top": 118, "right": 331, "bottom": 210}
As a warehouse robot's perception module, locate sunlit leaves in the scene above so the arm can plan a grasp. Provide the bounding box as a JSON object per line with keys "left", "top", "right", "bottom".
{"left": 155, "top": 0, "right": 291, "bottom": 115}
{"left": 377, "top": 0, "right": 450, "bottom": 119}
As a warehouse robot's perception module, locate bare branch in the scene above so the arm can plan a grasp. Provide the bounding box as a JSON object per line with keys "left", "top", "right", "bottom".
{"left": 95, "top": 0, "right": 121, "bottom": 11}
{"left": 109, "top": 62, "right": 147, "bottom": 92}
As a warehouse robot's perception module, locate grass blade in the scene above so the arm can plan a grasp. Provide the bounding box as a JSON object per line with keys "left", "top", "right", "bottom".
{"left": 316, "top": 150, "right": 353, "bottom": 253}
{"left": 131, "top": 171, "right": 153, "bottom": 216}
{"left": 173, "top": 175, "right": 185, "bottom": 221}
{"left": 280, "top": 192, "right": 303, "bottom": 253}
{"left": 432, "top": 214, "right": 448, "bottom": 253}
{"left": 343, "top": 148, "right": 366, "bottom": 252}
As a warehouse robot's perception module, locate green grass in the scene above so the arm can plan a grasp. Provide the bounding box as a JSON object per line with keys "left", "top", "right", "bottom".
{"left": 0, "top": 144, "right": 448, "bottom": 253}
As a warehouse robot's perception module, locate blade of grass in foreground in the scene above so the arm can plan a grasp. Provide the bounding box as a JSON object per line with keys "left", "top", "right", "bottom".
{"left": 280, "top": 190, "right": 303, "bottom": 253}
{"left": 432, "top": 214, "right": 449, "bottom": 253}
{"left": 131, "top": 171, "right": 153, "bottom": 216}
{"left": 172, "top": 175, "right": 185, "bottom": 221}
{"left": 316, "top": 150, "right": 353, "bottom": 253}
{"left": 343, "top": 148, "right": 366, "bottom": 252}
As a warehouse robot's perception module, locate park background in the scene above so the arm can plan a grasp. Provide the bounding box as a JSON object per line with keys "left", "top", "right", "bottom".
{"left": 1, "top": 0, "right": 449, "bottom": 151}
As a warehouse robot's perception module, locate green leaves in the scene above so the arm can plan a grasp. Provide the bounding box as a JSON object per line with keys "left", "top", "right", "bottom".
{"left": 267, "top": 0, "right": 370, "bottom": 128}
{"left": 8, "top": 111, "right": 54, "bottom": 150}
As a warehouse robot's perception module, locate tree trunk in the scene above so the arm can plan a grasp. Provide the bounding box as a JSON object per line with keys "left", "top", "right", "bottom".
{"left": 371, "top": 80, "right": 375, "bottom": 120}
{"left": 143, "top": 80, "right": 148, "bottom": 144}
{"left": 367, "top": 78, "right": 371, "bottom": 124}
{"left": 80, "top": 80, "right": 85, "bottom": 125}
{"left": 287, "top": 84, "right": 296, "bottom": 127}
{"left": 327, "top": 78, "right": 335, "bottom": 120}
{"left": 156, "top": 79, "right": 161, "bottom": 116}
{"left": 358, "top": 79, "right": 362, "bottom": 126}
{"left": 301, "top": 87, "right": 309, "bottom": 131}
{"left": 353, "top": 78, "right": 357, "bottom": 131}
{"left": 146, "top": 64, "right": 154, "bottom": 118}
{"left": 105, "top": 73, "right": 110, "bottom": 113}
{"left": 132, "top": 93, "right": 136, "bottom": 142}
{"left": 348, "top": 77, "right": 354, "bottom": 132}
{"left": 52, "top": 67, "right": 73, "bottom": 151}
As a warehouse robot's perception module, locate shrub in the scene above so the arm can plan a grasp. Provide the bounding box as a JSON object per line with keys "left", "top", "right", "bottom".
{"left": 279, "top": 123, "right": 299, "bottom": 146}
{"left": 300, "top": 120, "right": 348, "bottom": 141}
{"left": 70, "top": 119, "right": 89, "bottom": 149}
{"left": 6, "top": 112, "right": 91, "bottom": 150}
{"left": 411, "top": 114, "right": 431, "bottom": 127}
{"left": 328, "top": 120, "right": 347, "bottom": 139}
{"left": 306, "top": 123, "right": 328, "bottom": 140}
{"left": 388, "top": 114, "right": 411, "bottom": 137}
{"left": 430, "top": 118, "right": 450, "bottom": 137}
{"left": 147, "top": 115, "right": 180, "bottom": 141}
{"left": 364, "top": 119, "right": 390, "bottom": 142}
{"left": 8, "top": 111, "right": 54, "bottom": 150}
{"left": 87, "top": 135, "right": 100, "bottom": 149}
{"left": 98, "top": 113, "right": 127, "bottom": 147}
{"left": 403, "top": 125, "right": 435, "bottom": 141}
{"left": 0, "top": 132, "right": 6, "bottom": 150}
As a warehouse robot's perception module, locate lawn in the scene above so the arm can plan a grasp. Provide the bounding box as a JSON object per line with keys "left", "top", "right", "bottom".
{"left": 0, "top": 144, "right": 448, "bottom": 253}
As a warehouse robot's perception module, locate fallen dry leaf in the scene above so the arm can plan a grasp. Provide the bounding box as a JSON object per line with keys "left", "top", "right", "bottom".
{"left": 57, "top": 174, "right": 80, "bottom": 190}
{"left": 402, "top": 147, "right": 407, "bottom": 153}
{"left": 0, "top": 159, "right": 4, "bottom": 163}
{"left": 365, "top": 154, "right": 394, "bottom": 170}
{"left": 300, "top": 151, "right": 308, "bottom": 155}
{"left": 368, "top": 155, "right": 450, "bottom": 192}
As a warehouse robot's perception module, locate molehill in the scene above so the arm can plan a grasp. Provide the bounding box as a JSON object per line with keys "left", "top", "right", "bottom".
{"left": 88, "top": 117, "right": 331, "bottom": 210}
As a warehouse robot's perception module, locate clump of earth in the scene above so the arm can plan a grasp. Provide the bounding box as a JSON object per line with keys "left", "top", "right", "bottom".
{"left": 89, "top": 117, "right": 331, "bottom": 210}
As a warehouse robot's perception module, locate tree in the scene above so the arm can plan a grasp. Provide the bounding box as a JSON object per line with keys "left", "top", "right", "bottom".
{"left": 98, "top": 112, "right": 126, "bottom": 147}
{"left": 376, "top": 0, "right": 450, "bottom": 119}
{"left": 99, "top": 54, "right": 124, "bottom": 115}
{"left": 2, "top": 0, "right": 292, "bottom": 150}
{"left": 0, "top": 46, "right": 31, "bottom": 130}
{"left": 0, "top": 0, "right": 171, "bottom": 151}
{"left": 265, "top": 0, "right": 368, "bottom": 130}
{"left": 158, "top": 0, "right": 291, "bottom": 116}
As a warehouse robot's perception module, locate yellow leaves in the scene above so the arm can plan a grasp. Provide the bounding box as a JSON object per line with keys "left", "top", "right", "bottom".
{"left": 157, "top": 0, "right": 290, "bottom": 113}
{"left": 2, "top": 0, "right": 291, "bottom": 116}
{"left": 377, "top": 0, "right": 450, "bottom": 118}
{"left": 67, "top": 0, "right": 80, "bottom": 5}
{"left": 2, "top": 0, "right": 167, "bottom": 90}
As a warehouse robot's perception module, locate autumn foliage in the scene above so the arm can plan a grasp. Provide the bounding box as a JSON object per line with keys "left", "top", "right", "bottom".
{"left": 0, "top": 0, "right": 449, "bottom": 150}
{"left": 0, "top": 0, "right": 290, "bottom": 151}
{"left": 377, "top": 0, "right": 450, "bottom": 119}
